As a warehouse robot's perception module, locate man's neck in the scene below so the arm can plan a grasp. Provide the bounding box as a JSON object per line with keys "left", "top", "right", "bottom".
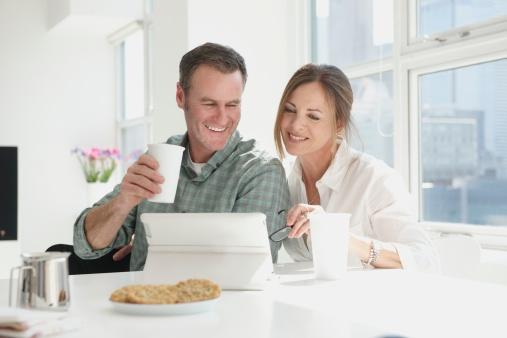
{"left": 188, "top": 146, "right": 213, "bottom": 164}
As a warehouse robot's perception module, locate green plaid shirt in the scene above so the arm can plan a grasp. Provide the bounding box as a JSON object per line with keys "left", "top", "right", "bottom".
{"left": 73, "top": 131, "right": 290, "bottom": 270}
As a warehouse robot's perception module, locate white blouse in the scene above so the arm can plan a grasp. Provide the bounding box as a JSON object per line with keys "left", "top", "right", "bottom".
{"left": 283, "top": 140, "right": 440, "bottom": 273}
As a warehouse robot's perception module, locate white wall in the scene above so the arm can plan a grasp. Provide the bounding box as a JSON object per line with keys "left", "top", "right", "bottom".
{"left": 151, "top": 0, "right": 309, "bottom": 155}
{"left": 0, "top": 0, "right": 117, "bottom": 263}
{"left": 150, "top": 0, "right": 189, "bottom": 142}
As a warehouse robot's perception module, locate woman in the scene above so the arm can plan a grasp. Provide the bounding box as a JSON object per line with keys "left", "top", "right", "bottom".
{"left": 273, "top": 64, "right": 439, "bottom": 271}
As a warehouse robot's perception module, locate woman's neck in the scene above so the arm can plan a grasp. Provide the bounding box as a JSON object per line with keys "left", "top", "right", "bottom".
{"left": 299, "top": 141, "right": 338, "bottom": 185}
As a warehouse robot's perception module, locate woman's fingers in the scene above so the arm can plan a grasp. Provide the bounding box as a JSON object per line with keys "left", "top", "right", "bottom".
{"left": 287, "top": 203, "right": 312, "bottom": 226}
{"left": 288, "top": 212, "right": 310, "bottom": 238}
{"left": 293, "top": 223, "right": 310, "bottom": 238}
{"left": 286, "top": 203, "right": 324, "bottom": 238}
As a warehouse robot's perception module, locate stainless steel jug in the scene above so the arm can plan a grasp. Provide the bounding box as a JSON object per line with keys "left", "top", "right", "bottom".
{"left": 9, "top": 252, "right": 71, "bottom": 311}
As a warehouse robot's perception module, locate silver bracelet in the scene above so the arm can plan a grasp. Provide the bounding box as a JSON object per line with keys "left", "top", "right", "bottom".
{"left": 364, "top": 240, "right": 379, "bottom": 266}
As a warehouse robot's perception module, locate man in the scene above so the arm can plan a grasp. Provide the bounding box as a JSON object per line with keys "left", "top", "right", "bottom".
{"left": 73, "top": 42, "right": 290, "bottom": 271}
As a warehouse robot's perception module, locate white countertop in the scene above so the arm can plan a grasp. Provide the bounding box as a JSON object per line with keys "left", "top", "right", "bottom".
{"left": 2, "top": 262, "right": 506, "bottom": 338}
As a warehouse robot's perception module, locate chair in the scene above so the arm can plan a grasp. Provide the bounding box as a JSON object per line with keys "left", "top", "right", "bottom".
{"left": 432, "top": 234, "right": 481, "bottom": 279}
{"left": 46, "top": 244, "right": 130, "bottom": 275}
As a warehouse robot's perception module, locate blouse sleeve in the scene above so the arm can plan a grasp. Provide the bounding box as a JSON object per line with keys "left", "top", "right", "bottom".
{"left": 366, "top": 172, "right": 440, "bottom": 273}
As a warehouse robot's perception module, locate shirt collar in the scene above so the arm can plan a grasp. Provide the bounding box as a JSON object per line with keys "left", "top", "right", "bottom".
{"left": 178, "top": 131, "right": 242, "bottom": 182}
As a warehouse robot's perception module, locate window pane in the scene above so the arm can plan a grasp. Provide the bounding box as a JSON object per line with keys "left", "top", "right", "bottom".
{"left": 350, "top": 71, "right": 394, "bottom": 166}
{"left": 123, "top": 30, "right": 145, "bottom": 120}
{"left": 313, "top": 0, "right": 393, "bottom": 67}
{"left": 121, "top": 124, "right": 147, "bottom": 171}
{"left": 417, "top": 0, "right": 507, "bottom": 37}
{"left": 420, "top": 59, "right": 507, "bottom": 226}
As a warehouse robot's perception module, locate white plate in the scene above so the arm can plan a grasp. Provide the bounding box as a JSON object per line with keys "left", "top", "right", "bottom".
{"left": 110, "top": 298, "right": 219, "bottom": 316}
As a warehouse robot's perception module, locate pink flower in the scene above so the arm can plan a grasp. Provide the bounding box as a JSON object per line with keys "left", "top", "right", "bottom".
{"left": 110, "top": 148, "right": 120, "bottom": 158}
{"left": 72, "top": 146, "right": 121, "bottom": 183}
{"left": 89, "top": 147, "right": 101, "bottom": 160}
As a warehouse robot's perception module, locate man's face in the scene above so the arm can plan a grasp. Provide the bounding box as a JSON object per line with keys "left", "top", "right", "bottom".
{"left": 177, "top": 65, "right": 243, "bottom": 163}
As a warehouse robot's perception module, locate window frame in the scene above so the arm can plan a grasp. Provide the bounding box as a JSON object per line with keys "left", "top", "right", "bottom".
{"left": 109, "top": 20, "right": 153, "bottom": 174}
{"left": 408, "top": 46, "right": 507, "bottom": 249}
{"left": 310, "top": 0, "right": 507, "bottom": 249}
{"left": 404, "top": 1, "right": 507, "bottom": 53}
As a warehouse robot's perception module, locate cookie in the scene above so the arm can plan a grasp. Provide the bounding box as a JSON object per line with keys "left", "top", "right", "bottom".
{"left": 126, "top": 285, "right": 179, "bottom": 304}
{"left": 110, "top": 285, "right": 141, "bottom": 303}
{"left": 175, "top": 279, "right": 221, "bottom": 303}
{"left": 109, "top": 279, "right": 221, "bottom": 304}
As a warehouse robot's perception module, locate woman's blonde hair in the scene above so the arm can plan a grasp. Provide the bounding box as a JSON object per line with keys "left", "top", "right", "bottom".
{"left": 273, "top": 64, "right": 354, "bottom": 159}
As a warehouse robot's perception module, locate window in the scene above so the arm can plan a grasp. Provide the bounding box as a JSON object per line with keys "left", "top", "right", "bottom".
{"left": 313, "top": 0, "right": 394, "bottom": 166}
{"left": 112, "top": 24, "right": 151, "bottom": 171}
{"left": 420, "top": 59, "right": 507, "bottom": 226}
{"left": 313, "top": 0, "right": 393, "bottom": 68}
{"left": 312, "top": 0, "right": 507, "bottom": 240}
{"left": 349, "top": 72, "right": 394, "bottom": 166}
{"left": 123, "top": 30, "right": 145, "bottom": 121}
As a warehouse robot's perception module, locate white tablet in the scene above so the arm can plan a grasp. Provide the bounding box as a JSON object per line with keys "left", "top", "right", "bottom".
{"left": 140, "top": 213, "right": 274, "bottom": 290}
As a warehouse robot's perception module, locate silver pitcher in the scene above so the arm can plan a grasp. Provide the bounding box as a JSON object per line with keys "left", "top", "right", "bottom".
{"left": 9, "top": 252, "right": 71, "bottom": 311}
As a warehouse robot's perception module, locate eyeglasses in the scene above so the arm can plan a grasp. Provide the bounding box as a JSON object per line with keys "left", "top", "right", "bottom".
{"left": 269, "top": 226, "right": 293, "bottom": 242}
{"left": 269, "top": 208, "right": 315, "bottom": 242}
{"left": 269, "top": 209, "right": 291, "bottom": 242}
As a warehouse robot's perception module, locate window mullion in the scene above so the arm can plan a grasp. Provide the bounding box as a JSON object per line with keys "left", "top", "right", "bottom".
{"left": 408, "top": 68, "right": 421, "bottom": 220}
{"left": 403, "top": 41, "right": 507, "bottom": 80}
{"left": 343, "top": 58, "right": 393, "bottom": 79}
{"left": 401, "top": 30, "right": 507, "bottom": 72}
{"left": 393, "top": 0, "right": 411, "bottom": 189}
{"left": 115, "top": 43, "right": 125, "bottom": 159}
{"left": 400, "top": 0, "right": 415, "bottom": 54}
{"left": 118, "top": 116, "right": 152, "bottom": 129}
{"left": 407, "top": 15, "right": 507, "bottom": 52}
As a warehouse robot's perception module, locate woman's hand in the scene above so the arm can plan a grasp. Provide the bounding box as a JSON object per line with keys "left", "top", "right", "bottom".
{"left": 286, "top": 203, "right": 324, "bottom": 238}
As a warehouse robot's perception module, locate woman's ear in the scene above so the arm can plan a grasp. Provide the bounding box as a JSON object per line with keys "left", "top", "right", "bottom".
{"left": 336, "top": 120, "right": 344, "bottom": 135}
{"left": 335, "top": 119, "right": 348, "bottom": 141}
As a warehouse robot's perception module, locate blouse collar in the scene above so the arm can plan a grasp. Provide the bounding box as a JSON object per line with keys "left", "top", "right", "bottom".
{"left": 293, "top": 138, "right": 355, "bottom": 192}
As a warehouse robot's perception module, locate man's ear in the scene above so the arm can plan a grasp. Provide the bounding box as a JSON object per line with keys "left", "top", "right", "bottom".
{"left": 176, "top": 82, "right": 185, "bottom": 109}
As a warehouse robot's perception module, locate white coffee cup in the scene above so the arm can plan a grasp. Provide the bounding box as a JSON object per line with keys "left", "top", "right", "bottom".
{"left": 309, "top": 212, "right": 351, "bottom": 280}
{"left": 147, "top": 143, "right": 185, "bottom": 203}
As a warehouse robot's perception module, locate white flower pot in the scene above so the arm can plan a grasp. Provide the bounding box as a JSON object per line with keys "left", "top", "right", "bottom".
{"left": 86, "top": 182, "right": 114, "bottom": 207}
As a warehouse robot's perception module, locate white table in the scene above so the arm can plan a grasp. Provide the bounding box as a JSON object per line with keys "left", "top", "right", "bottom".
{"left": 2, "top": 263, "right": 506, "bottom": 338}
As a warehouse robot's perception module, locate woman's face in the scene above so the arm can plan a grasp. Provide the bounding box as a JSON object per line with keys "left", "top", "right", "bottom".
{"left": 281, "top": 81, "right": 337, "bottom": 158}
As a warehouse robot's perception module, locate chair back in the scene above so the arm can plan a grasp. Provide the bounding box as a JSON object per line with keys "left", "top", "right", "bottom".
{"left": 432, "top": 234, "right": 481, "bottom": 279}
